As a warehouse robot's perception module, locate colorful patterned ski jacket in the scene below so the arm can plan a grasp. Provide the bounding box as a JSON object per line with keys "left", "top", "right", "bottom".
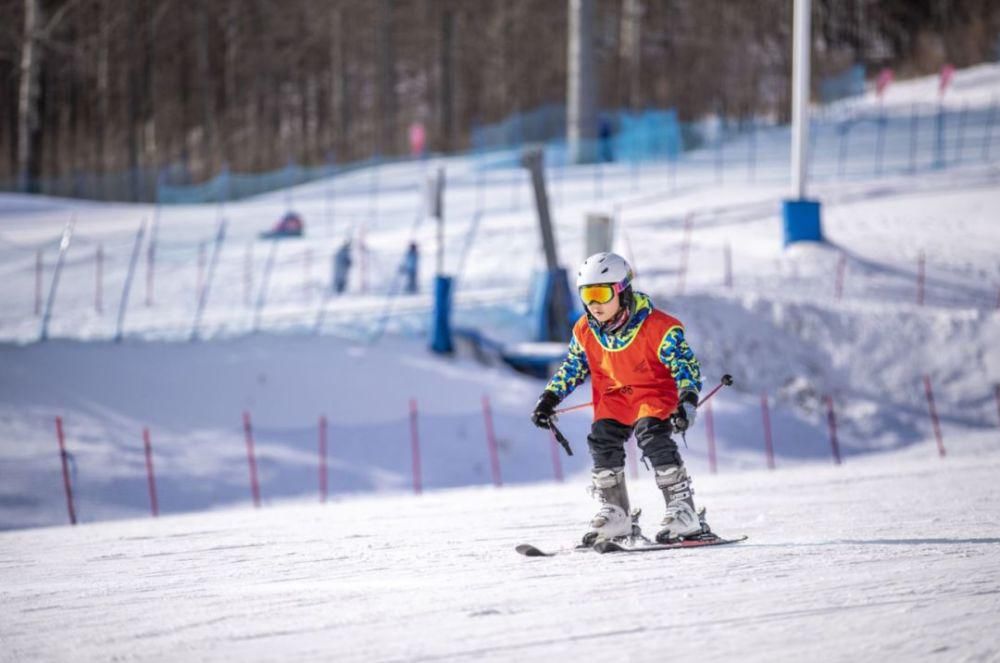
{"left": 544, "top": 292, "right": 702, "bottom": 424}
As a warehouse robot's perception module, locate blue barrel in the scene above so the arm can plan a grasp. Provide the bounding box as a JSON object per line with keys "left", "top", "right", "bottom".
{"left": 782, "top": 199, "right": 823, "bottom": 246}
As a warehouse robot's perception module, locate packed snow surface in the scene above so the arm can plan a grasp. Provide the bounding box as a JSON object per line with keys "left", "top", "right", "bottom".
{"left": 2, "top": 435, "right": 999, "bottom": 662}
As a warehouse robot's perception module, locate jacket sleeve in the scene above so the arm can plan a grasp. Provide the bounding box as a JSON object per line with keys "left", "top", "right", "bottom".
{"left": 658, "top": 326, "right": 703, "bottom": 397}
{"left": 544, "top": 335, "right": 590, "bottom": 400}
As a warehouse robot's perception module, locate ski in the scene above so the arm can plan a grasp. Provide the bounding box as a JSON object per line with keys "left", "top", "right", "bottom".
{"left": 516, "top": 535, "right": 747, "bottom": 557}
{"left": 514, "top": 542, "right": 593, "bottom": 557}
{"left": 593, "top": 534, "right": 748, "bottom": 554}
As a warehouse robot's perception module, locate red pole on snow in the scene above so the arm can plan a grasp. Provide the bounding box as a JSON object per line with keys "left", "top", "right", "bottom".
{"left": 318, "top": 415, "right": 328, "bottom": 503}
{"left": 760, "top": 392, "right": 775, "bottom": 470}
{"left": 704, "top": 400, "right": 717, "bottom": 474}
{"left": 548, "top": 429, "right": 565, "bottom": 483}
{"left": 409, "top": 399, "right": 422, "bottom": 495}
{"left": 825, "top": 396, "right": 842, "bottom": 465}
{"left": 142, "top": 427, "right": 159, "bottom": 517}
{"left": 916, "top": 251, "right": 926, "bottom": 306}
{"left": 95, "top": 245, "right": 104, "bottom": 314}
{"left": 55, "top": 416, "right": 77, "bottom": 526}
{"left": 242, "top": 411, "right": 262, "bottom": 507}
{"left": 923, "top": 376, "right": 946, "bottom": 458}
{"left": 481, "top": 395, "right": 502, "bottom": 487}
{"left": 834, "top": 252, "right": 846, "bottom": 301}
{"left": 35, "top": 250, "right": 43, "bottom": 316}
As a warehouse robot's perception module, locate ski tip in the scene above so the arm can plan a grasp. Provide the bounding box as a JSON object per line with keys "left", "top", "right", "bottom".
{"left": 515, "top": 543, "right": 555, "bottom": 557}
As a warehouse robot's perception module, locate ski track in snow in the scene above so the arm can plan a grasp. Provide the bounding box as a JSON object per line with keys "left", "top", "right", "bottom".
{"left": 2, "top": 437, "right": 999, "bottom": 662}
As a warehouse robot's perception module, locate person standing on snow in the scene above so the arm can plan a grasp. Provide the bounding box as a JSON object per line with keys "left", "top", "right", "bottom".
{"left": 530, "top": 252, "right": 707, "bottom": 546}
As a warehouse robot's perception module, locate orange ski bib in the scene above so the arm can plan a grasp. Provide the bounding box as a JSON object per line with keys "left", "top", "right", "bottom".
{"left": 574, "top": 310, "right": 683, "bottom": 425}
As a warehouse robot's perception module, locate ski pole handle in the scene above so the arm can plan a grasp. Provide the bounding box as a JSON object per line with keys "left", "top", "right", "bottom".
{"left": 549, "top": 422, "right": 574, "bottom": 456}
{"left": 697, "top": 374, "right": 734, "bottom": 407}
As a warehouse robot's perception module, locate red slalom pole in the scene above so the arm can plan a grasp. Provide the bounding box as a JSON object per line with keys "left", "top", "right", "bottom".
{"left": 318, "top": 415, "right": 328, "bottom": 503}
{"left": 142, "top": 427, "right": 159, "bottom": 517}
{"left": 481, "top": 395, "right": 502, "bottom": 487}
{"left": 704, "top": 400, "right": 717, "bottom": 474}
{"left": 242, "top": 411, "right": 262, "bottom": 507}
{"left": 923, "top": 375, "right": 946, "bottom": 458}
{"left": 55, "top": 416, "right": 77, "bottom": 525}
{"left": 409, "top": 399, "right": 422, "bottom": 495}
{"left": 548, "top": 429, "right": 565, "bottom": 483}
{"left": 760, "top": 392, "right": 775, "bottom": 469}
{"left": 825, "top": 396, "right": 842, "bottom": 465}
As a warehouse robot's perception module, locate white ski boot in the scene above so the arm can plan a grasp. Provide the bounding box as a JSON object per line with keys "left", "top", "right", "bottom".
{"left": 654, "top": 464, "right": 708, "bottom": 543}
{"left": 582, "top": 468, "right": 638, "bottom": 546}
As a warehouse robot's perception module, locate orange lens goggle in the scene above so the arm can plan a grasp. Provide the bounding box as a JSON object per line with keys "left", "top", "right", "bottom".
{"left": 579, "top": 284, "right": 617, "bottom": 305}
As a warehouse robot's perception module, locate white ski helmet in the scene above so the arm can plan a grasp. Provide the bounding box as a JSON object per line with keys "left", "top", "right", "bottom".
{"left": 576, "top": 252, "right": 633, "bottom": 289}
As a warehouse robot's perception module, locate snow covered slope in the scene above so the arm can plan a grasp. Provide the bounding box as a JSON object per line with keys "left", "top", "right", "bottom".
{"left": 2, "top": 433, "right": 998, "bottom": 662}
{"left": 1, "top": 64, "right": 999, "bottom": 532}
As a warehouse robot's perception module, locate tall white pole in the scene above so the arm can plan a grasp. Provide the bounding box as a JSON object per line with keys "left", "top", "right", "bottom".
{"left": 791, "top": 0, "right": 811, "bottom": 199}
{"left": 567, "top": 0, "right": 597, "bottom": 164}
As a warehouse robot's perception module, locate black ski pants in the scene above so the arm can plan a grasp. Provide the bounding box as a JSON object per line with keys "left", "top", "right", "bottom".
{"left": 587, "top": 417, "right": 683, "bottom": 470}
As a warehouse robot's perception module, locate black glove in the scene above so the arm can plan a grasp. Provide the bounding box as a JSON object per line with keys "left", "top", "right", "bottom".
{"left": 531, "top": 391, "right": 560, "bottom": 429}
{"left": 672, "top": 391, "right": 699, "bottom": 432}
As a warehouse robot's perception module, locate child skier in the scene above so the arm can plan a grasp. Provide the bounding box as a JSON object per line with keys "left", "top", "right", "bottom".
{"left": 531, "top": 252, "right": 707, "bottom": 545}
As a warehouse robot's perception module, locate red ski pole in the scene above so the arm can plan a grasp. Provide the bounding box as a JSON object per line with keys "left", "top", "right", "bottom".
{"left": 554, "top": 374, "right": 734, "bottom": 416}
{"left": 698, "top": 374, "right": 734, "bottom": 407}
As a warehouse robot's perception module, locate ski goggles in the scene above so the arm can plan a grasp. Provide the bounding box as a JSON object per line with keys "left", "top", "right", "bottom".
{"left": 579, "top": 280, "right": 626, "bottom": 305}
